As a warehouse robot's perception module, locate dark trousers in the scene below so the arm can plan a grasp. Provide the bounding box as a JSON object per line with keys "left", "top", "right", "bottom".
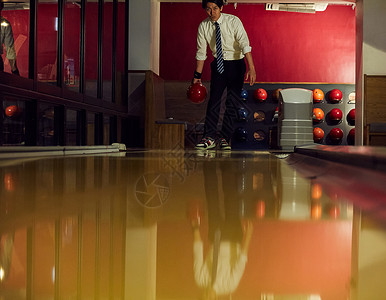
{"left": 203, "top": 58, "right": 246, "bottom": 141}
{"left": 203, "top": 160, "right": 243, "bottom": 244}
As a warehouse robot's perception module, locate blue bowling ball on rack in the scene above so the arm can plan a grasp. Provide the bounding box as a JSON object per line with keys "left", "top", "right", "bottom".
{"left": 235, "top": 127, "right": 248, "bottom": 141}
{"left": 240, "top": 89, "right": 248, "bottom": 100}
{"left": 238, "top": 107, "right": 249, "bottom": 121}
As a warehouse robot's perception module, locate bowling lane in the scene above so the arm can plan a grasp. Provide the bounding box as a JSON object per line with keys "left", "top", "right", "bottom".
{"left": 0, "top": 148, "right": 386, "bottom": 299}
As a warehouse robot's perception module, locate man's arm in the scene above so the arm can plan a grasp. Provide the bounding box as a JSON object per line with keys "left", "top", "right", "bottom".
{"left": 244, "top": 52, "right": 256, "bottom": 86}
{"left": 193, "top": 60, "right": 205, "bottom": 84}
{"left": 193, "top": 22, "right": 207, "bottom": 84}
{"left": 233, "top": 17, "right": 255, "bottom": 86}
{"left": 192, "top": 228, "right": 211, "bottom": 287}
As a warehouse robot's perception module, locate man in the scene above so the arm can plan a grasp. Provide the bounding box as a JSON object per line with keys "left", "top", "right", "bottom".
{"left": 193, "top": 0, "right": 256, "bottom": 150}
{"left": 191, "top": 159, "right": 254, "bottom": 299}
{"left": 0, "top": 1, "right": 19, "bottom": 75}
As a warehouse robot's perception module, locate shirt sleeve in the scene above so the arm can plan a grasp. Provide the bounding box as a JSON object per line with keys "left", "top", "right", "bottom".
{"left": 2, "top": 22, "right": 17, "bottom": 60}
{"left": 193, "top": 240, "right": 211, "bottom": 288}
{"left": 195, "top": 22, "right": 207, "bottom": 61}
{"left": 229, "top": 252, "right": 248, "bottom": 289}
{"left": 233, "top": 16, "right": 252, "bottom": 55}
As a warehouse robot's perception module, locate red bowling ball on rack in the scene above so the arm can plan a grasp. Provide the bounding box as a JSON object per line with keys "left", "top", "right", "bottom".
{"left": 187, "top": 83, "right": 207, "bottom": 104}
{"left": 313, "top": 89, "right": 324, "bottom": 102}
{"left": 348, "top": 128, "right": 355, "bottom": 145}
{"left": 329, "top": 108, "right": 343, "bottom": 121}
{"left": 313, "top": 127, "right": 324, "bottom": 142}
{"left": 329, "top": 89, "right": 343, "bottom": 103}
{"left": 329, "top": 127, "right": 344, "bottom": 141}
{"left": 254, "top": 88, "right": 267, "bottom": 102}
{"left": 348, "top": 128, "right": 355, "bottom": 139}
{"left": 313, "top": 108, "right": 325, "bottom": 122}
{"left": 348, "top": 108, "right": 355, "bottom": 124}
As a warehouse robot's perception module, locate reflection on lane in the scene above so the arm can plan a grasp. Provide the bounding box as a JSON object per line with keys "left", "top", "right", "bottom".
{"left": 190, "top": 159, "right": 254, "bottom": 299}
{"left": 0, "top": 150, "right": 383, "bottom": 299}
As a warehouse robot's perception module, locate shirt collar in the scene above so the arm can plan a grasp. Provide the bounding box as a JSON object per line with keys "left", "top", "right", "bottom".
{"left": 211, "top": 13, "right": 224, "bottom": 25}
{"left": 1, "top": 17, "right": 8, "bottom": 27}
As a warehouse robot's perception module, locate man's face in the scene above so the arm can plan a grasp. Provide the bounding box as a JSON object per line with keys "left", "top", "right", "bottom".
{"left": 205, "top": 2, "right": 222, "bottom": 22}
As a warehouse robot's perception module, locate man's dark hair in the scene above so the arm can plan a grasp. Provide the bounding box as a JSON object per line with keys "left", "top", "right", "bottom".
{"left": 0, "top": 1, "right": 3, "bottom": 10}
{"left": 202, "top": 0, "right": 224, "bottom": 9}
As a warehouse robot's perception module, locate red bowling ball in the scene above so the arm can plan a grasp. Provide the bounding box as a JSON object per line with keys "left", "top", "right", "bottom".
{"left": 313, "top": 89, "right": 324, "bottom": 102}
{"left": 254, "top": 88, "right": 267, "bottom": 101}
{"left": 313, "top": 108, "right": 324, "bottom": 122}
{"left": 313, "top": 127, "right": 324, "bottom": 142}
{"left": 348, "top": 128, "right": 355, "bottom": 139}
{"left": 348, "top": 128, "right": 355, "bottom": 145}
{"left": 5, "top": 105, "right": 21, "bottom": 118}
{"left": 187, "top": 83, "right": 207, "bottom": 104}
{"left": 348, "top": 109, "right": 355, "bottom": 123}
{"left": 329, "top": 127, "right": 344, "bottom": 141}
{"left": 329, "top": 108, "right": 343, "bottom": 121}
{"left": 329, "top": 89, "right": 343, "bottom": 103}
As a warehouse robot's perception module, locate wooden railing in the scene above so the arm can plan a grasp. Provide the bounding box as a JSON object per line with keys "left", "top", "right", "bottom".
{"left": 145, "top": 71, "right": 185, "bottom": 149}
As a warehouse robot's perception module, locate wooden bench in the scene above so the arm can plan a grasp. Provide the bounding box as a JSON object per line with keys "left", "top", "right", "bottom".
{"left": 364, "top": 75, "right": 386, "bottom": 146}
{"left": 145, "top": 71, "right": 186, "bottom": 150}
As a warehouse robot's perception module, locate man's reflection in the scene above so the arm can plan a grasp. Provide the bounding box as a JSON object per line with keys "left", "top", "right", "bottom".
{"left": 0, "top": 1, "right": 19, "bottom": 75}
{"left": 191, "top": 158, "right": 253, "bottom": 300}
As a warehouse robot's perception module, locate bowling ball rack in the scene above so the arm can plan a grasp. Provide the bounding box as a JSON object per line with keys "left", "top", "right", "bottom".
{"left": 231, "top": 83, "right": 355, "bottom": 150}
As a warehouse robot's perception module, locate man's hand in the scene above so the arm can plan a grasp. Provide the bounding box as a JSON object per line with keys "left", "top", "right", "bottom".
{"left": 192, "top": 78, "right": 202, "bottom": 84}
{"left": 9, "top": 59, "right": 19, "bottom": 76}
{"left": 244, "top": 52, "right": 256, "bottom": 86}
{"left": 245, "top": 67, "right": 256, "bottom": 86}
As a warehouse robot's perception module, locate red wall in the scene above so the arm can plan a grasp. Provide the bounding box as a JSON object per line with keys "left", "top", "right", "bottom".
{"left": 160, "top": 3, "right": 356, "bottom": 83}
{"left": 2, "top": 3, "right": 124, "bottom": 81}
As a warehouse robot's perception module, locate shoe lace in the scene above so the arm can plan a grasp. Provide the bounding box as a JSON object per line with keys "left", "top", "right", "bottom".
{"left": 203, "top": 137, "right": 215, "bottom": 143}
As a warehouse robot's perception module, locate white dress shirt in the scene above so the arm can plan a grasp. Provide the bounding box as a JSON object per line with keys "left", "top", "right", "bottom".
{"left": 196, "top": 13, "right": 252, "bottom": 62}
{"left": 193, "top": 240, "right": 248, "bottom": 295}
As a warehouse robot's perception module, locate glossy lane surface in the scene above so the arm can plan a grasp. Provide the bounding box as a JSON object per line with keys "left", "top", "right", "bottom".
{"left": 0, "top": 150, "right": 385, "bottom": 300}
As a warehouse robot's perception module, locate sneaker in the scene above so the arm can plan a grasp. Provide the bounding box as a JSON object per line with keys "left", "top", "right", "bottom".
{"left": 195, "top": 137, "right": 216, "bottom": 150}
{"left": 195, "top": 150, "right": 216, "bottom": 159}
{"left": 219, "top": 138, "right": 231, "bottom": 151}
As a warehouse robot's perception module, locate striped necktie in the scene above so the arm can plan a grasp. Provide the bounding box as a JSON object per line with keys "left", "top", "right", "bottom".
{"left": 215, "top": 22, "right": 224, "bottom": 74}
